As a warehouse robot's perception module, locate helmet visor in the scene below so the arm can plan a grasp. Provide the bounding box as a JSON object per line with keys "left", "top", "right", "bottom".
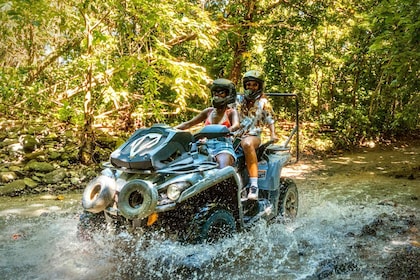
{"left": 211, "top": 87, "right": 228, "bottom": 96}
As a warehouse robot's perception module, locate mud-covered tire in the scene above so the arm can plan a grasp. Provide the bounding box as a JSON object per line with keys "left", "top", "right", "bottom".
{"left": 118, "top": 179, "right": 158, "bottom": 220}
{"left": 82, "top": 175, "right": 116, "bottom": 213}
{"left": 190, "top": 207, "right": 236, "bottom": 244}
{"left": 278, "top": 178, "right": 298, "bottom": 220}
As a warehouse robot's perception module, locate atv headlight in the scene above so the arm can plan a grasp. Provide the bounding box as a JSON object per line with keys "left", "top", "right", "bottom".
{"left": 167, "top": 182, "right": 190, "bottom": 201}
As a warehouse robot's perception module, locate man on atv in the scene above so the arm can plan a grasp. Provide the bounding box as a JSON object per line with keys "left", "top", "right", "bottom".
{"left": 176, "top": 78, "right": 239, "bottom": 168}
{"left": 236, "top": 70, "right": 278, "bottom": 200}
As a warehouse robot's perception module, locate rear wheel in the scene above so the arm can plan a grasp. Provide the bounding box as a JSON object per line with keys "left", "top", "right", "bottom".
{"left": 278, "top": 178, "right": 298, "bottom": 220}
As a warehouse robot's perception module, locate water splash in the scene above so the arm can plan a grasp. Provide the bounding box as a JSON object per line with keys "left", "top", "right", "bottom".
{"left": 0, "top": 190, "right": 418, "bottom": 280}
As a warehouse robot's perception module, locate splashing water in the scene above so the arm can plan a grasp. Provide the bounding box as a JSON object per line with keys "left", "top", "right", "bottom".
{"left": 0, "top": 192, "right": 417, "bottom": 280}
{"left": 1, "top": 146, "right": 419, "bottom": 279}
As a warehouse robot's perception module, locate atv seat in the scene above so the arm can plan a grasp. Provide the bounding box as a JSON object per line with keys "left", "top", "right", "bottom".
{"left": 255, "top": 141, "right": 290, "bottom": 160}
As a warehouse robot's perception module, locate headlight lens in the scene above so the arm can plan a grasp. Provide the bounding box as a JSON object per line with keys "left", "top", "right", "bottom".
{"left": 167, "top": 182, "right": 190, "bottom": 201}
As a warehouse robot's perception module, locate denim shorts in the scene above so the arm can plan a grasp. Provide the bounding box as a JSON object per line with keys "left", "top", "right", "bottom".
{"left": 206, "top": 137, "right": 237, "bottom": 161}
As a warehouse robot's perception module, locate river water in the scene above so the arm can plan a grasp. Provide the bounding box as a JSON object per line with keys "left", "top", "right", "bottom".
{"left": 0, "top": 145, "right": 419, "bottom": 280}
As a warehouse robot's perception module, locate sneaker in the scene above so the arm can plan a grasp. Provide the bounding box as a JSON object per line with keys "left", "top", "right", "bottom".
{"left": 247, "top": 186, "right": 259, "bottom": 200}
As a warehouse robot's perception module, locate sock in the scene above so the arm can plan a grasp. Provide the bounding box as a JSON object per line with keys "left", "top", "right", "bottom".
{"left": 250, "top": 177, "right": 258, "bottom": 187}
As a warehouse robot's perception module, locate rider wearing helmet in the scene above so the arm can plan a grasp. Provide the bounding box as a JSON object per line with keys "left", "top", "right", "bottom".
{"left": 211, "top": 78, "right": 237, "bottom": 109}
{"left": 242, "top": 70, "right": 264, "bottom": 101}
{"left": 176, "top": 78, "right": 239, "bottom": 168}
{"left": 236, "top": 70, "right": 278, "bottom": 200}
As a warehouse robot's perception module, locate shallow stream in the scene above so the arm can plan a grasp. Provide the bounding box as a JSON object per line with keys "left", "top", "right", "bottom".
{"left": 1, "top": 144, "right": 419, "bottom": 280}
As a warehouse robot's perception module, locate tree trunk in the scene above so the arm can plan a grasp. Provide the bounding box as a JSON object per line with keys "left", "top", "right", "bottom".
{"left": 228, "top": 0, "right": 257, "bottom": 86}
{"left": 79, "top": 12, "right": 95, "bottom": 164}
{"left": 229, "top": 36, "right": 249, "bottom": 85}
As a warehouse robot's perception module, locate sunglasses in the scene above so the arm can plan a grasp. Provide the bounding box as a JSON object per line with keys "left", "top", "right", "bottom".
{"left": 213, "top": 90, "right": 228, "bottom": 96}
{"left": 245, "top": 81, "right": 259, "bottom": 87}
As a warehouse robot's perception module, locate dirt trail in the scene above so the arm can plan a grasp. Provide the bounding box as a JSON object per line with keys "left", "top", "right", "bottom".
{"left": 283, "top": 141, "right": 420, "bottom": 279}
{"left": 285, "top": 141, "right": 419, "bottom": 205}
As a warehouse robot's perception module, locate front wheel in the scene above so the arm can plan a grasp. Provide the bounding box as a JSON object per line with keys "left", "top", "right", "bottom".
{"left": 188, "top": 206, "right": 237, "bottom": 244}
{"left": 278, "top": 178, "right": 298, "bottom": 220}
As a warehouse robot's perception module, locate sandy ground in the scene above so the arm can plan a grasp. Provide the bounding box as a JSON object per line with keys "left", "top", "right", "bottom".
{"left": 283, "top": 140, "right": 420, "bottom": 279}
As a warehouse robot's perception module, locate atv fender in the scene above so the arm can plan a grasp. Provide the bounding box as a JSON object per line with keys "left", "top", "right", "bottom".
{"left": 177, "top": 166, "right": 242, "bottom": 203}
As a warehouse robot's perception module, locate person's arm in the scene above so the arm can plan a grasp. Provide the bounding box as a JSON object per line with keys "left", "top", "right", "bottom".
{"left": 262, "top": 98, "right": 278, "bottom": 141}
{"left": 175, "top": 108, "right": 209, "bottom": 130}
{"left": 228, "top": 108, "right": 240, "bottom": 132}
{"left": 268, "top": 122, "right": 278, "bottom": 141}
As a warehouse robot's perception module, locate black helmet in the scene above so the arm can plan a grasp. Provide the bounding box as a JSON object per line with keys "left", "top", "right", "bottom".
{"left": 242, "top": 70, "right": 264, "bottom": 101}
{"left": 210, "top": 78, "right": 236, "bottom": 109}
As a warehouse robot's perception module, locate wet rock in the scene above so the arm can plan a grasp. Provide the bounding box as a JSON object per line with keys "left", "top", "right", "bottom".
{"left": 334, "top": 261, "right": 358, "bottom": 274}
{"left": 61, "top": 148, "right": 79, "bottom": 163}
{"left": 43, "top": 169, "right": 67, "bottom": 184}
{"left": 25, "top": 161, "right": 55, "bottom": 172}
{"left": 48, "top": 151, "right": 61, "bottom": 160}
{"left": 360, "top": 216, "right": 386, "bottom": 236}
{"left": 382, "top": 247, "right": 420, "bottom": 280}
{"left": 297, "top": 239, "right": 313, "bottom": 256}
{"left": 405, "top": 215, "right": 417, "bottom": 227}
{"left": 31, "top": 175, "right": 42, "bottom": 183}
{"left": 9, "top": 165, "right": 23, "bottom": 172}
{"left": 23, "top": 177, "right": 38, "bottom": 188}
{"left": 0, "top": 179, "right": 26, "bottom": 195}
{"left": 313, "top": 258, "right": 358, "bottom": 279}
{"left": 314, "top": 261, "right": 335, "bottom": 279}
{"left": 0, "top": 171, "right": 17, "bottom": 183}
{"left": 24, "top": 150, "right": 46, "bottom": 161}
{"left": 361, "top": 224, "right": 377, "bottom": 236}
{"left": 70, "top": 176, "right": 81, "bottom": 185}
{"left": 7, "top": 142, "right": 24, "bottom": 156}
{"left": 378, "top": 200, "right": 397, "bottom": 207}
{"left": 21, "top": 135, "right": 38, "bottom": 152}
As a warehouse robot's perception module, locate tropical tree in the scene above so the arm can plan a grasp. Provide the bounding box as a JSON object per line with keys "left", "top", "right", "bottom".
{"left": 0, "top": 0, "right": 418, "bottom": 158}
{"left": 1, "top": 0, "right": 219, "bottom": 163}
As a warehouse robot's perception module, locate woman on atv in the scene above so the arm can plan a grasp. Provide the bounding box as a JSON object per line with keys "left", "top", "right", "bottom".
{"left": 236, "top": 70, "right": 278, "bottom": 200}
{"left": 175, "top": 78, "right": 239, "bottom": 168}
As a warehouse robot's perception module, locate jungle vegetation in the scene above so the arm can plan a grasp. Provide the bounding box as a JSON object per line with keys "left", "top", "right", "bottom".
{"left": 1, "top": 0, "right": 419, "bottom": 163}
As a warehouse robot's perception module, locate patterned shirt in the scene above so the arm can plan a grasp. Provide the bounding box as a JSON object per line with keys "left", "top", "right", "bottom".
{"left": 236, "top": 95, "right": 274, "bottom": 136}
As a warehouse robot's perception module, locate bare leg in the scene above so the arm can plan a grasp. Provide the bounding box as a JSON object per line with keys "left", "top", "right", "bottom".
{"left": 241, "top": 136, "right": 261, "bottom": 200}
{"left": 216, "top": 153, "right": 235, "bottom": 168}
{"left": 241, "top": 136, "right": 261, "bottom": 177}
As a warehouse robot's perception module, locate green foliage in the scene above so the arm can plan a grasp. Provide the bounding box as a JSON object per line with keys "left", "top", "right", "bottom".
{"left": 0, "top": 0, "right": 418, "bottom": 153}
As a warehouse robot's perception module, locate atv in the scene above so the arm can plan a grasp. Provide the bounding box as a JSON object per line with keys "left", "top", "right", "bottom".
{"left": 78, "top": 93, "right": 299, "bottom": 243}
